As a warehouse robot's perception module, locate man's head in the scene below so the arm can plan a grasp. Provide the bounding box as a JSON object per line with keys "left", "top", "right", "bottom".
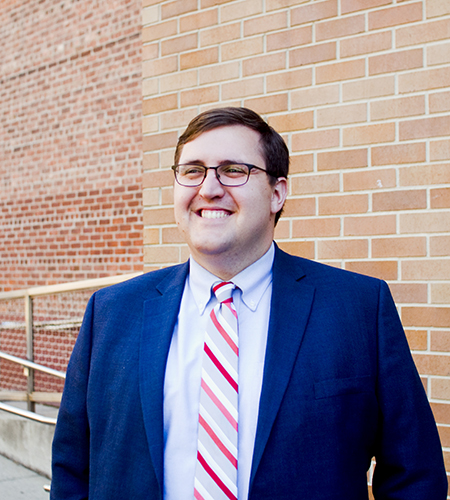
{"left": 172, "top": 107, "right": 289, "bottom": 279}
{"left": 175, "top": 107, "right": 289, "bottom": 208}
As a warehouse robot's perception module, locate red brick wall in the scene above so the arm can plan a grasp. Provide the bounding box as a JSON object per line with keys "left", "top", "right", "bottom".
{"left": 142, "top": 0, "right": 450, "bottom": 491}
{"left": 0, "top": 0, "right": 143, "bottom": 291}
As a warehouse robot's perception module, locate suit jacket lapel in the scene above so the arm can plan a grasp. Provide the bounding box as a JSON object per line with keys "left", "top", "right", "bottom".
{"left": 139, "top": 262, "right": 189, "bottom": 495}
{"left": 250, "top": 247, "right": 315, "bottom": 489}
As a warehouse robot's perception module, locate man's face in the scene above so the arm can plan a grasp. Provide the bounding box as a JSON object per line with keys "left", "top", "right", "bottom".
{"left": 174, "top": 125, "right": 287, "bottom": 277}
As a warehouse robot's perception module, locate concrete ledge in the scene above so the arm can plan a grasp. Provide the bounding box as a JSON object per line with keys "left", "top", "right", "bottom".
{"left": 0, "top": 406, "right": 56, "bottom": 478}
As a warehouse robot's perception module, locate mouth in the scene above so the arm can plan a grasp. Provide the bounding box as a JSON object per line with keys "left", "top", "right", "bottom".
{"left": 198, "top": 209, "right": 231, "bottom": 219}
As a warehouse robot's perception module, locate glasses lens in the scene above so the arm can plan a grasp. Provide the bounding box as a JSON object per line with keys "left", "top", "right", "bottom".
{"left": 217, "top": 164, "right": 250, "bottom": 186}
{"left": 176, "top": 164, "right": 206, "bottom": 186}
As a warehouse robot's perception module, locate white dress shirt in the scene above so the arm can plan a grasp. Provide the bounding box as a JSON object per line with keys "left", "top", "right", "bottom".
{"left": 163, "top": 244, "right": 274, "bottom": 500}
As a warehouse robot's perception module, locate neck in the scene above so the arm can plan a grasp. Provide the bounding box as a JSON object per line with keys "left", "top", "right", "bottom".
{"left": 191, "top": 242, "right": 273, "bottom": 281}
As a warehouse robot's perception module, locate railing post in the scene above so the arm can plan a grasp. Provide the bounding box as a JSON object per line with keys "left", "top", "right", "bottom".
{"left": 24, "top": 294, "right": 35, "bottom": 412}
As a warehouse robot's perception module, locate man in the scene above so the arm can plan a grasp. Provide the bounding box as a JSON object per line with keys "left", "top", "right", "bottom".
{"left": 51, "top": 107, "right": 447, "bottom": 499}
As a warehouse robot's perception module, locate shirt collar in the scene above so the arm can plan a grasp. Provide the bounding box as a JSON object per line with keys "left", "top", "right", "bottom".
{"left": 188, "top": 243, "right": 275, "bottom": 314}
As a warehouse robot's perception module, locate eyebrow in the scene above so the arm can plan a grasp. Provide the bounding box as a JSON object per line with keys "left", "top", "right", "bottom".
{"left": 179, "top": 159, "right": 242, "bottom": 166}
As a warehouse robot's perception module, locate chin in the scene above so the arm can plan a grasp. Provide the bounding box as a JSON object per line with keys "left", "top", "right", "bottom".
{"left": 192, "top": 240, "right": 232, "bottom": 257}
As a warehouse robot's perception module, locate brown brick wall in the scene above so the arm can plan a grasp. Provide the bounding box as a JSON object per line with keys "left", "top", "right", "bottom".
{"left": 0, "top": 0, "right": 143, "bottom": 291}
{"left": 142, "top": 0, "right": 450, "bottom": 490}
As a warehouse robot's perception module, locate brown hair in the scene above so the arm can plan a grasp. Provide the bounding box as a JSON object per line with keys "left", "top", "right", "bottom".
{"left": 174, "top": 107, "right": 289, "bottom": 223}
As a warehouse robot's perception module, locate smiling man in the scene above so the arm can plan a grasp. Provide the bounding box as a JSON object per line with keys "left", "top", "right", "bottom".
{"left": 173, "top": 123, "right": 287, "bottom": 280}
{"left": 51, "top": 107, "right": 447, "bottom": 500}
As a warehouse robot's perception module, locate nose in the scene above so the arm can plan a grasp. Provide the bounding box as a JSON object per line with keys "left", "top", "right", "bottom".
{"left": 198, "top": 168, "right": 225, "bottom": 199}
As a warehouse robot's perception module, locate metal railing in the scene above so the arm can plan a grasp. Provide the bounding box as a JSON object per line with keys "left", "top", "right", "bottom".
{"left": 0, "top": 272, "right": 142, "bottom": 424}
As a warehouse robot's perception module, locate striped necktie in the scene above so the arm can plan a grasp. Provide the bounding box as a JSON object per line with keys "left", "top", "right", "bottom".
{"left": 194, "top": 281, "right": 238, "bottom": 500}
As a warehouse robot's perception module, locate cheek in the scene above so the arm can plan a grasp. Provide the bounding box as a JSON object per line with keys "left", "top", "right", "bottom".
{"left": 173, "top": 198, "right": 185, "bottom": 226}
{"left": 174, "top": 192, "right": 199, "bottom": 231}
{"left": 174, "top": 187, "right": 190, "bottom": 214}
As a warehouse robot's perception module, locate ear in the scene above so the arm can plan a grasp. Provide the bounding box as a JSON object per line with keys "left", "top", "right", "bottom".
{"left": 270, "top": 177, "right": 288, "bottom": 215}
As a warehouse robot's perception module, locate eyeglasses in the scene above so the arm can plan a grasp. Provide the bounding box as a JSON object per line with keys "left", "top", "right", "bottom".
{"left": 172, "top": 163, "right": 271, "bottom": 187}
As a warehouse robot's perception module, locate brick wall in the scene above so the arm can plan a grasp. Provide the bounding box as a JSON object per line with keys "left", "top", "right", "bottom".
{"left": 0, "top": 0, "right": 143, "bottom": 403}
{"left": 142, "top": 0, "right": 450, "bottom": 490}
{"left": 0, "top": 0, "right": 143, "bottom": 291}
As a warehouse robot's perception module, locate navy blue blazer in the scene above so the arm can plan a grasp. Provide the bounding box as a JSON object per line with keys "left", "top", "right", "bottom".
{"left": 51, "top": 246, "right": 447, "bottom": 499}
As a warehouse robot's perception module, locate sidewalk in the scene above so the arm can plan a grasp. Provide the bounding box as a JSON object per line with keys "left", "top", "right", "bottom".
{"left": 0, "top": 454, "right": 50, "bottom": 499}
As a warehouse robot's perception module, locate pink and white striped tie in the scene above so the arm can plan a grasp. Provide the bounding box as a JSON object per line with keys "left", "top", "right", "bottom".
{"left": 194, "top": 281, "right": 238, "bottom": 500}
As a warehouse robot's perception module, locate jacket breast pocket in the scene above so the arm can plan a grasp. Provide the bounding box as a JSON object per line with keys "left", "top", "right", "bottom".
{"left": 314, "top": 375, "right": 373, "bottom": 399}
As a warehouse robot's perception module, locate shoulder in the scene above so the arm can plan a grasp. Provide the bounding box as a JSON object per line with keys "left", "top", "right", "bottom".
{"left": 273, "top": 246, "right": 396, "bottom": 326}
{"left": 92, "top": 262, "right": 189, "bottom": 305}
{"left": 274, "top": 245, "right": 384, "bottom": 294}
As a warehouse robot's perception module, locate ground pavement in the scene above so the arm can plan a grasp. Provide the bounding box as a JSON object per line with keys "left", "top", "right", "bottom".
{"left": 0, "top": 453, "right": 49, "bottom": 499}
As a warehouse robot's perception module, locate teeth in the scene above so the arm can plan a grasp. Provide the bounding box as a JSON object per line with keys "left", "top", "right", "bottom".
{"left": 201, "top": 210, "right": 229, "bottom": 219}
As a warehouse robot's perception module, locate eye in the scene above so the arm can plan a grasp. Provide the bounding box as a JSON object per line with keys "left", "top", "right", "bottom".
{"left": 180, "top": 164, "right": 205, "bottom": 176}
{"left": 220, "top": 164, "right": 248, "bottom": 176}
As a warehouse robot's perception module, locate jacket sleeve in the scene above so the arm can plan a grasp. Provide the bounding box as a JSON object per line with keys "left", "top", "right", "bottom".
{"left": 372, "top": 281, "right": 448, "bottom": 499}
{"left": 50, "top": 294, "right": 95, "bottom": 500}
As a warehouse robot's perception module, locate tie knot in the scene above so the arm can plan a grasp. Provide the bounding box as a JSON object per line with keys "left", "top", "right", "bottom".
{"left": 212, "top": 281, "right": 235, "bottom": 304}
